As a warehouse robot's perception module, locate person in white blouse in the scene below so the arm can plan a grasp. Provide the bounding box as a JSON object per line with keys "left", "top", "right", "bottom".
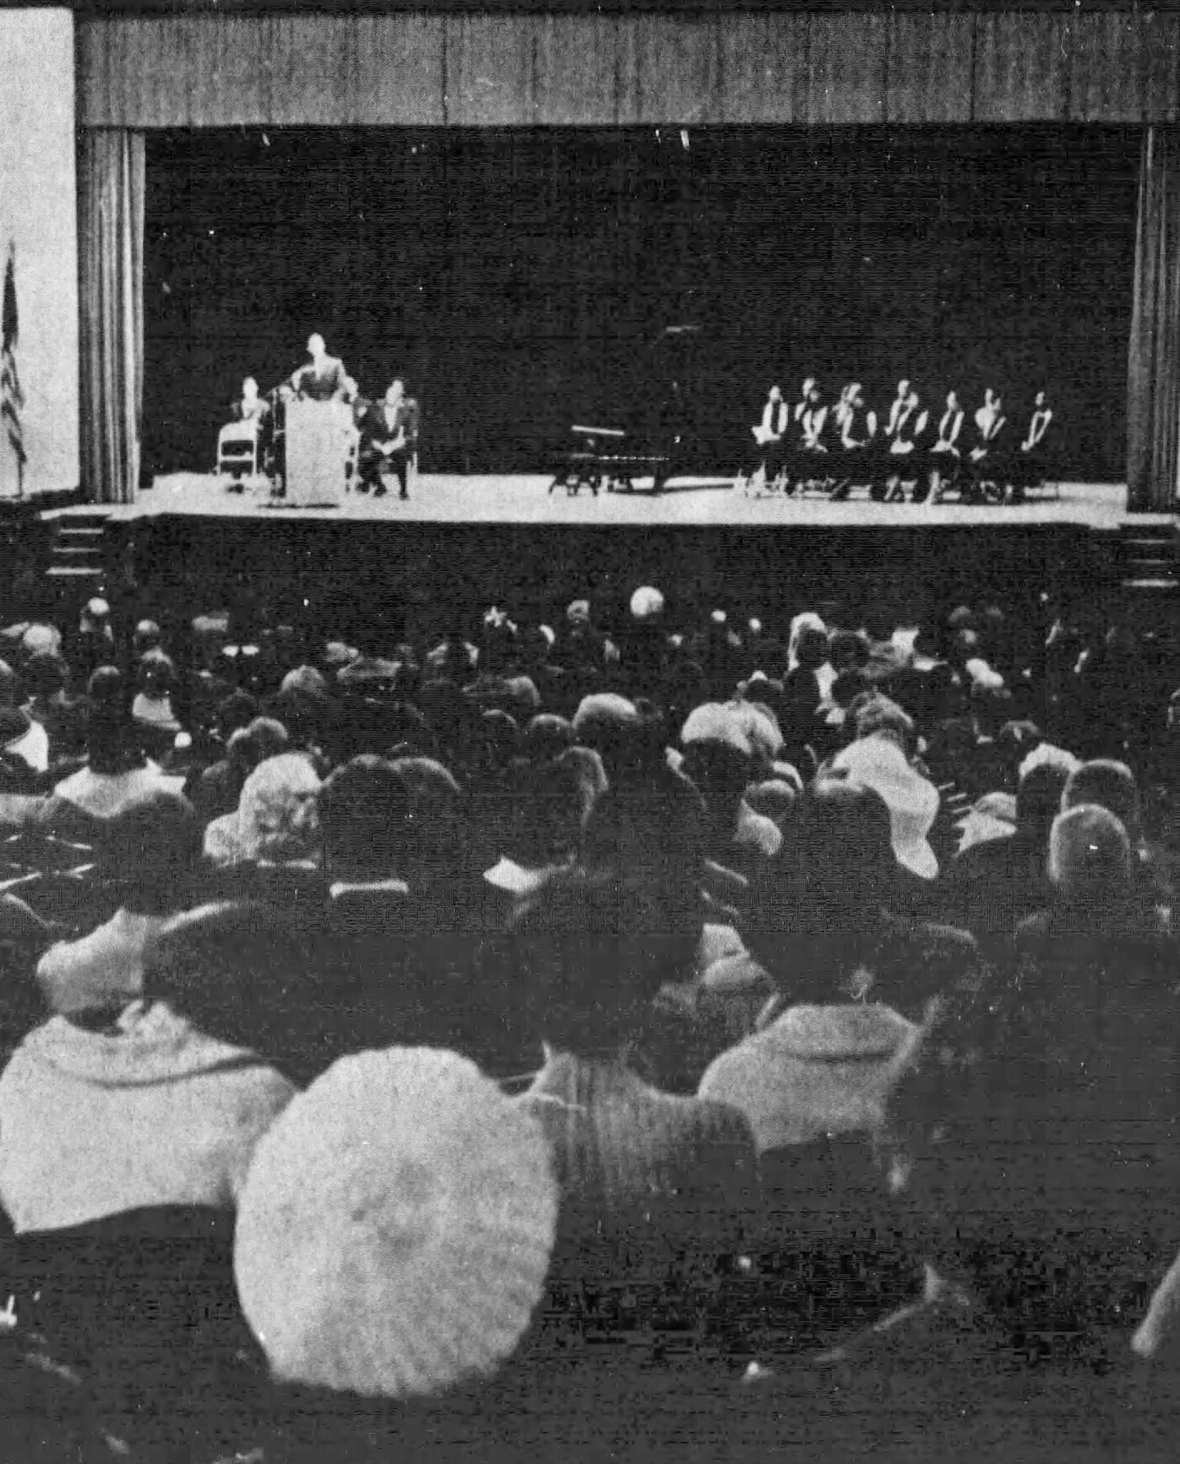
{"left": 925, "top": 389, "right": 966, "bottom": 503}
{"left": 1010, "top": 389, "right": 1055, "bottom": 502}
{"left": 737, "top": 384, "right": 790, "bottom": 494}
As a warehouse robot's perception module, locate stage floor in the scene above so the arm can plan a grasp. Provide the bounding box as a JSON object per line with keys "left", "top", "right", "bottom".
{"left": 51, "top": 472, "right": 1162, "bottom": 532}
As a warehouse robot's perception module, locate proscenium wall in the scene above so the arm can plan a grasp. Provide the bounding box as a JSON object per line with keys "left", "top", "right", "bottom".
{"left": 0, "top": 9, "right": 79, "bottom": 497}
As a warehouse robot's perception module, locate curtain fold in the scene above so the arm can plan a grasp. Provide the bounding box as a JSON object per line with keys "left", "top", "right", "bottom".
{"left": 1127, "top": 126, "right": 1180, "bottom": 512}
{"left": 78, "top": 129, "right": 144, "bottom": 506}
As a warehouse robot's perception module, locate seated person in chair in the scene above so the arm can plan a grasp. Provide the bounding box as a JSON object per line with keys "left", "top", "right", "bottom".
{"left": 926, "top": 389, "right": 965, "bottom": 503}
{"left": 738, "top": 384, "right": 789, "bottom": 493}
{"left": 873, "top": 388, "right": 928, "bottom": 502}
{"left": 965, "top": 388, "right": 1010, "bottom": 503}
{"left": 357, "top": 378, "right": 420, "bottom": 499}
{"left": 830, "top": 382, "right": 876, "bottom": 500}
{"left": 289, "top": 332, "right": 349, "bottom": 402}
{"left": 230, "top": 376, "right": 270, "bottom": 426}
{"left": 1011, "top": 389, "right": 1054, "bottom": 502}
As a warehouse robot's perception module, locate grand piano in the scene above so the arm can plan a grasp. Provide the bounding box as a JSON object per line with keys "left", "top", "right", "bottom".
{"left": 548, "top": 325, "right": 699, "bottom": 497}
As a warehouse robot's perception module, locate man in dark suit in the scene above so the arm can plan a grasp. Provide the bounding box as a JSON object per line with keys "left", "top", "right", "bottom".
{"left": 357, "top": 378, "right": 420, "bottom": 499}
{"left": 289, "top": 333, "right": 349, "bottom": 402}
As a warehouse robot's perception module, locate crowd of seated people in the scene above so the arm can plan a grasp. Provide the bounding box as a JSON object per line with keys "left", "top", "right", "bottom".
{"left": 738, "top": 377, "right": 1056, "bottom": 505}
{"left": 0, "top": 579, "right": 1175, "bottom": 1459}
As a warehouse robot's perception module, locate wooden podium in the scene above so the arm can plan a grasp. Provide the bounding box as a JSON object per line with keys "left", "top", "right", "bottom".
{"left": 283, "top": 399, "right": 351, "bottom": 507}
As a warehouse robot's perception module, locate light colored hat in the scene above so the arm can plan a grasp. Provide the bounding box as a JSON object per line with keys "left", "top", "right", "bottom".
{"left": 681, "top": 701, "right": 782, "bottom": 763}
{"left": 565, "top": 600, "right": 591, "bottom": 624}
{"left": 831, "top": 734, "right": 940, "bottom": 880}
{"left": 20, "top": 623, "right": 61, "bottom": 659}
{"left": 572, "top": 692, "right": 639, "bottom": 741}
{"left": 280, "top": 665, "right": 329, "bottom": 696}
{"left": 629, "top": 586, "right": 665, "bottom": 620}
{"left": 234, "top": 1047, "right": 557, "bottom": 1399}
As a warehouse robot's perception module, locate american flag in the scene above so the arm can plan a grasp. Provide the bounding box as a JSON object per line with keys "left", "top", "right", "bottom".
{"left": 1, "top": 240, "right": 25, "bottom": 497}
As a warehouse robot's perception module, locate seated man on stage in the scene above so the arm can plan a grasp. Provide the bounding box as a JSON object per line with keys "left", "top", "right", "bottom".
{"left": 925, "top": 388, "right": 965, "bottom": 503}
{"left": 232, "top": 376, "right": 271, "bottom": 426}
{"left": 357, "top": 378, "right": 420, "bottom": 499}
{"left": 737, "top": 384, "right": 789, "bottom": 494}
{"left": 290, "top": 333, "right": 350, "bottom": 402}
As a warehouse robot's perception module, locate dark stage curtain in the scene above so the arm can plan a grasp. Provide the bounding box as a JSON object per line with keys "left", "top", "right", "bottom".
{"left": 78, "top": 10, "right": 1180, "bottom": 129}
{"left": 79, "top": 129, "right": 145, "bottom": 506}
{"left": 1127, "top": 126, "right": 1180, "bottom": 513}
{"left": 141, "top": 126, "right": 1137, "bottom": 482}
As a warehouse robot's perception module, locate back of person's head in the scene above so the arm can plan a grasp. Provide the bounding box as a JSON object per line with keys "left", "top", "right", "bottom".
{"left": 136, "top": 650, "right": 176, "bottom": 697}
{"left": 389, "top": 755, "right": 467, "bottom": 881}
{"left": 793, "top": 626, "right": 829, "bottom": 671}
{"left": 476, "top": 708, "right": 521, "bottom": 771}
{"left": 830, "top": 669, "right": 868, "bottom": 710}
{"left": 102, "top": 790, "right": 202, "bottom": 916}
{"left": 23, "top": 651, "right": 64, "bottom": 701}
{"left": 582, "top": 776, "right": 704, "bottom": 948}
{"left": 510, "top": 868, "right": 687, "bottom": 1053}
{"left": 228, "top": 716, "right": 290, "bottom": 770}
{"left": 571, "top": 693, "right": 640, "bottom": 771}
{"left": 829, "top": 629, "right": 869, "bottom": 671}
{"left": 523, "top": 713, "right": 574, "bottom": 765}
{"left": 801, "top": 778, "right": 895, "bottom": 916}
{"left": 852, "top": 694, "right": 914, "bottom": 754}
{"left": 237, "top": 752, "right": 322, "bottom": 866}
{"left": 86, "top": 707, "right": 145, "bottom": 774}
{"left": 1062, "top": 759, "right": 1142, "bottom": 845}
{"left": 216, "top": 689, "right": 259, "bottom": 740}
{"left": 680, "top": 736, "right": 754, "bottom": 819}
{"left": 133, "top": 620, "right": 163, "bottom": 658}
{"left": 862, "top": 607, "right": 896, "bottom": 645}
{"left": 87, "top": 664, "right": 125, "bottom": 711}
{"left": 1047, "top": 803, "right": 1131, "bottom": 910}
{"left": 1016, "top": 761, "right": 1072, "bottom": 839}
{"left": 745, "top": 778, "right": 894, "bottom": 987}
{"left": 744, "top": 777, "right": 799, "bottom": 830}
{"left": 319, "top": 755, "right": 412, "bottom": 882}
{"left": 506, "top": 755, "right": 595, "bottom": 869}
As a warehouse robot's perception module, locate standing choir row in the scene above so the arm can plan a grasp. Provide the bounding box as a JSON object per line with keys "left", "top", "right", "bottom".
{"left": 739, "top": 379, "right": 1056, "bottom": 504}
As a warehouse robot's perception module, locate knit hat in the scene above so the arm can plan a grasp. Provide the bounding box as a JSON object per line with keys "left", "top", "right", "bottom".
{"left": 831, "top": 734, "right": 940, "bottom": 880}
{"left": 234, "top": 1047, "right": 557, "bottom": 1399}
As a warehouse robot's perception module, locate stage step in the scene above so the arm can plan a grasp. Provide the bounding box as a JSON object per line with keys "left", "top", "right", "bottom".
{"left": 43, "top": 511, "right": 112, "bottom": 604}
{"left": 1117, "top": 522, "right": 1180, "bottom": 594}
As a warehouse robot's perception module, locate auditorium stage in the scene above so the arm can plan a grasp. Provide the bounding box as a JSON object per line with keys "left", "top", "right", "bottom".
{"left": 47, "top": 474, "right": 1165, "bottom": 633}
{"left": 57, "top": 472, "right": 1153, "bottom": 532}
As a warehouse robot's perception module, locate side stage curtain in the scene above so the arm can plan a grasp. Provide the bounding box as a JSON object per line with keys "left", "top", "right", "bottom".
{"left": 1127, "top": 127, "right": 1180, "bottom": 513}
{"left": 79, "top": 129, "right": 144, "bottom": 505}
